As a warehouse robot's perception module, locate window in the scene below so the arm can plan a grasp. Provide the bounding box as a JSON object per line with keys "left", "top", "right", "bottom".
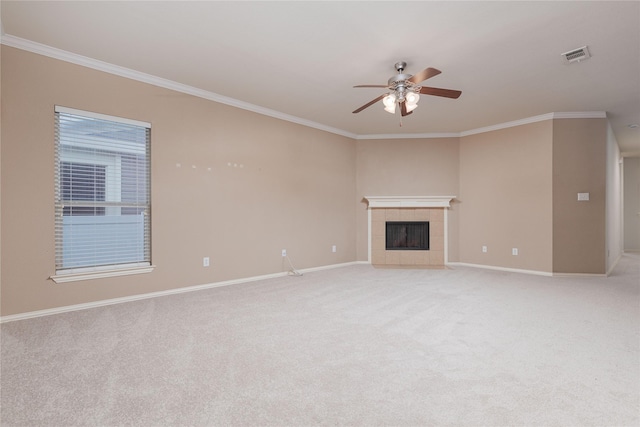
{"left": 61, "top": 162, "right": 106, "bottom": 216}
{"left": 53, "top": 106, "right": 152, "bottom": 281}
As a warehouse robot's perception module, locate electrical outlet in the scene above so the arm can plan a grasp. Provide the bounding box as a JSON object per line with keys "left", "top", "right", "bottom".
{"left": 512, "top": 248, "right": 519, "bottom": 256}
{"left": 203, "top": 257, "right": 210, "bottom": 267}
{"left": 282, "top": 249, "right": 287, "bottom": 257}
{"left": 482, "top": 245, "right": 487, "bottom": 253}
{"left": 332, "top": 245, "right": 337, "bottom": 253}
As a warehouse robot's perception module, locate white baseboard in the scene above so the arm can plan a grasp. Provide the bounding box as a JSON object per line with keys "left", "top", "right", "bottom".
{"left": 0, "top": 261, "right": 361, "bottom": 324}
{"left": 295, "top": 261, "right": 362, "bottom": 274}
{"left": 606, "top": 253, "right": 623, "bottom": 276}
{"left": 447, "top": 262, "right": 553, "bottom": 277}
{"left": 448, "top": 262, "right": 612, "bottom": 278}
{"left": 551, "top": 272, "right": 607, "bottom": 278}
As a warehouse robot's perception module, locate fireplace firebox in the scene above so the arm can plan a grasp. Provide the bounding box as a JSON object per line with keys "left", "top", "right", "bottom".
{"left": 385, "top": 221, "right": 429, "bottom": 250}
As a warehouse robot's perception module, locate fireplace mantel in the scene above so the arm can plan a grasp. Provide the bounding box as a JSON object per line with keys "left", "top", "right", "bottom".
{"left": 365, "top": 196, "right": 456, "bottom": 209}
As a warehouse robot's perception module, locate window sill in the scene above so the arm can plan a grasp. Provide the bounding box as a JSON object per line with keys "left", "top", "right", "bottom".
{"left": 50, "top": 265, "right": 155, "bottom": 283}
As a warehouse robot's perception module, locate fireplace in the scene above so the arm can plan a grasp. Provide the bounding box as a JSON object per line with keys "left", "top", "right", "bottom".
{"left": 386, "top": 222, "right": 429, "bottom": 250}
{"left": 365, "top": 196, "right": 455, "bottom": 267}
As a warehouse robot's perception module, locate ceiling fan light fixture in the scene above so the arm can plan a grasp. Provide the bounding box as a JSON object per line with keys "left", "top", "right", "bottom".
{"left": 405, "top": 102, "right": 418, "bottom": 113}
{"left": 383, "top": 93, "right": 397, "bottom": 114}
{"left": 383, "top": 93, "right": 396, "bottom": 107}
{"left": 405, "top": 91, "right": 420, "bottom": 105}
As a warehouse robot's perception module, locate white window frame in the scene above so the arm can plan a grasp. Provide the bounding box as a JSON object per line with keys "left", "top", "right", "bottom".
{"left": 51, "top": 106, "right": 154, "bottom": 283}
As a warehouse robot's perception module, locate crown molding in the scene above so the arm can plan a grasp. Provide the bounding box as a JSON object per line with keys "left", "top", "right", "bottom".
{"left": 1, "top": 34, "right": 606, "bottom": 141}
{"left": 357, "top": 111, "right": 606, "bottom": 140}
{"left": 0, "top": 34, "right": 356, "bottom": 139}
{"left": 355, "top": 133, "right": 459, "bottom": 140}
{"left": 459, "top": 113, "right": 555, "bottom": 136}
{"left": 552, "top": 111, "right": 607, "bottom": 119}
{"left": 459, "top": 111, "right": 606, "bottom": 137}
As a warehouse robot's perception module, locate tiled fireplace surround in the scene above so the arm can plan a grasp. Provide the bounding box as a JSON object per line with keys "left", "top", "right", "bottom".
{"left": 365, "top": 197, "right": 454, "bottom": 268}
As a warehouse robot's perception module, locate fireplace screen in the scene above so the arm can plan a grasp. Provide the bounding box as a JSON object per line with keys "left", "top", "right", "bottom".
{"left": 386, "top": 221, "right": 429, "bottom": 250}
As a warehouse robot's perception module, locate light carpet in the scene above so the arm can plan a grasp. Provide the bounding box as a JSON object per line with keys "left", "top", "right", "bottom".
{"left": 1, "top": 254, "right": 639, "bottom": 426}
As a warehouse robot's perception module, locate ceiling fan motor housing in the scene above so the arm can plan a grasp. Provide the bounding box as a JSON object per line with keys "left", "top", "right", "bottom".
{"left": 388, "top": 74, "right": 415, "bottom": 102}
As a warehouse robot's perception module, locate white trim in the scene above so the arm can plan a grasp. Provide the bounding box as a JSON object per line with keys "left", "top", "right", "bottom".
{"left": 3, "top": 35, "right": 355, "bottom": 139}
{"left": 447, "top": 262, "right": 553, "bottom": 277}
{"left": 551, "top": 272, "right": 607, "bottom": 278}
{"left": 448, "top": 262, "right": 607, "bottom": 277}
{"left": 460, "top": 113, "right": 554, "bottom": 136}
{"left": 50, "top": 265, "right": 155, "bottom": 283}
{"left": 459, "top": 112, "right": 607, "bottom": 137}
{"left": 55, "top": 105, "right": 151, "bottom": 128}
{"left": 295, "top": 261, "right": 360, "bottom": 274}
{"left": 444, "top": 208, "right": 449, "bottom": 265}
{"left": 1, "top": 262, "right": 360, "bottom": 323}
{"left": 359, "top": 113, "right": 605, "bottom": 140}
{"left": 356, "top": 133, "right": 459, "bottom": 140}
{"left": 364, "top": 196, "right": 456, "bottom": 208}
{"left": 553, "top": 111, "right": 607, "bottom": 119}
{"left": 367, "top": 208, "right": 372, "bottom": 263}
{"left": 2, "top": 35, "right": 607, "bottom": 142}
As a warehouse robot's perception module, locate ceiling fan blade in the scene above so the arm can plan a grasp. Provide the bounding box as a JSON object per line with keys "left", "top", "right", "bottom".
{"left": 408, "top": 67, "right": 441, "bottom": 84}
{"left": 352, "top": 94, "right": 386, "bottom": 114}
{"left": 400, "top": 102, "right": 413, "bottom": 117}
{"left": 419, "top": 86, "right": 462, "bottom": 99}
{"left": 354, "top": 85, "right": 389, "bottom": 88}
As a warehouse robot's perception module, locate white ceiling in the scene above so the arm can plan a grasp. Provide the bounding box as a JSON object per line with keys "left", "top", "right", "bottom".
{"left": 2, "top": 1, "right": 639, "bottom": 153}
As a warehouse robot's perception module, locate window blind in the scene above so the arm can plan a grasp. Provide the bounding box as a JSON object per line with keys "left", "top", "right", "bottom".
{"left": 54, "top": 106, "right": 151, "bottom": 273}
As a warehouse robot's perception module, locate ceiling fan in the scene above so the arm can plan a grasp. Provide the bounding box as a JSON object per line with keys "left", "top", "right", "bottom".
{"left": 352, "top": 61, "right": 462, "bottom": 117}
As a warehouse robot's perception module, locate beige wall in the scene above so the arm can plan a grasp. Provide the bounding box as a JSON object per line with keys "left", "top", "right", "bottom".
{"left": 1, "top": 46, "right": 618, "bottom": 317}
{"left": 1, "top": 46, "right": 357, "bottom": 316}
{"left": 459, "top": 121, "right": 554, "bottom": 272}
{"left": 552, "top": 118, "right": 607, "bottom": 274}
{"left": 355, "top": 138, "right": 460, "bottom": 262}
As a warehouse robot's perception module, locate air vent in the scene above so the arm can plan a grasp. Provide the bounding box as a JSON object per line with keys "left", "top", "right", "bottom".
{"left": 562, "top": 46, "right": 591, "bottom": 64}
